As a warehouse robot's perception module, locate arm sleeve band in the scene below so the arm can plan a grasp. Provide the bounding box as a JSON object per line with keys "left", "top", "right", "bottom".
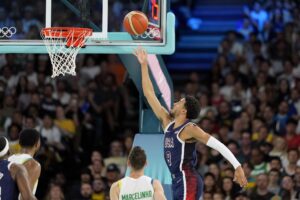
{"left": 206, "top": 136, "right": 241, "bottom": 169}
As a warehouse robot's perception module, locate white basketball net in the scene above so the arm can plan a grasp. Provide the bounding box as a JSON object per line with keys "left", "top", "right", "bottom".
{"left": 41, "top": 28, "right": 92, "bottom": 78}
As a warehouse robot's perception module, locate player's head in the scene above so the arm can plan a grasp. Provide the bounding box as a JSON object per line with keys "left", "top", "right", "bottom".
{"left": 171, "top": 95, "right": 200, "bottom": 120}
{"left": 0, "top": 136, "right": 9, "bottom": 159}
{"left": 19, "top": 129, "right": 40, "bottom": 153}
{"left": 128, "top": 146, "right": 147, "bottom": 171}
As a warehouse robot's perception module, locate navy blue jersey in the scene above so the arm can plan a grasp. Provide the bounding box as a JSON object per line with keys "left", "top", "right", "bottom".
{"left": 164, "top": 121, "right": 197, "bottom": 176}
{"left": 164, "top": 121, "right": 203, "bottom": 200}
{"left": 0, "top": 160, "right": 19, "bottom": 200}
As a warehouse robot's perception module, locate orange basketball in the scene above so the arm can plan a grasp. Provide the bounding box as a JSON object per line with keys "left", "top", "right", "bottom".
{"left": 123, "top": 11, "right": 149, "bottom": 35}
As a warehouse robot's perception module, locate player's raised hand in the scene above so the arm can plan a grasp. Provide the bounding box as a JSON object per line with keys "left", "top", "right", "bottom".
{"left": 233, "top": 166, "right": 248, "bottom": 188}
{"left": 134, "top": 47, "right": 148, "bottom": 66}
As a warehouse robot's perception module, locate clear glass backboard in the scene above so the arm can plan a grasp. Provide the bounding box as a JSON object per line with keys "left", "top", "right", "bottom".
{"left": 0, "top": 0, "right": 175, "bottom": 54}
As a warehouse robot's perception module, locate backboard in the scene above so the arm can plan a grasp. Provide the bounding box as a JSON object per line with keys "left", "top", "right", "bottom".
{"left": 0, "top": 0, "right": 175, "bottom": 54}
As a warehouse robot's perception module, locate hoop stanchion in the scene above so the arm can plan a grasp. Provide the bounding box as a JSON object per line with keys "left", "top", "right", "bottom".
{"left": 41, "top": 27, "right": 93, "bottom": 78}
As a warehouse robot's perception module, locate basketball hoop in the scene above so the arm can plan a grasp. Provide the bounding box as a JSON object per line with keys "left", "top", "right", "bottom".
{"left": 41, "top": 27, "right": 93, "bottom": 78}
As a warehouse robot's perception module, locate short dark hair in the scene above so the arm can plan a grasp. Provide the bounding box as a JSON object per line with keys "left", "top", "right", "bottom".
{"left": 19, "top": 129, "right": 40, "bottom": 148}
{"left": 128, "top": 146, "right": 146, "bottom": 171}
{"left": 184, "top": 95, "right": 200, "bottom": 119}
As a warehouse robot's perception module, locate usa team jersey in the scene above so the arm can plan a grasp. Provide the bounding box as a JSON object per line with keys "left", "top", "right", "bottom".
{"left": 164, "top": 121, "right": 203, "bottom": 200}
{"left": 164, "top": 120, "right": 197, "bottom": 176}
{"left": 0, "top": 160, "right": 19, "bottom": 200}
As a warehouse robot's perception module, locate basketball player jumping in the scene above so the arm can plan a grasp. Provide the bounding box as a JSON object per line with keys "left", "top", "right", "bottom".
{"left": 134, "top": 47, "right": 247, "bottom": 200}
{"left": 9, "top": 129, "right": 41, "bottom": 195}
{"left": 0, "top": 136, "right": 37, "bottom": 200}
{"left": 110, "top": 146, "right": 166, "bottom": 200}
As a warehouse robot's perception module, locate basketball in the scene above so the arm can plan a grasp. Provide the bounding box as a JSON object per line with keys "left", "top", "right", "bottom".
{"left": 123, "top": 11, "right": 149, "bottom": 35}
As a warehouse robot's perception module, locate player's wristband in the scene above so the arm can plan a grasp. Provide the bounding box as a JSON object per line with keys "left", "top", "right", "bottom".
{"left": 206, "top": 136, "right": 241, "bottom": 169}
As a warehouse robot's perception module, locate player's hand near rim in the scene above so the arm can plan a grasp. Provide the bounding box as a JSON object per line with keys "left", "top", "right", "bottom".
{"left": 134, "top": 47, "right": 247, "bottom": 188}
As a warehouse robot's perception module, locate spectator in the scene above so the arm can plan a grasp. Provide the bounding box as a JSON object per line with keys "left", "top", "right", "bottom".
{"left": 280, "top": 175, "right": 299, "bottom": 200}
{"left": 40, "top": 84, "right": 60, "bottom": 118}
{"left": 203, "top": 172, "right": 218, "bottom": 194}
{"left": 45, "top": 184, "right": 65, "bottom": 200}
{"left": 250, "top": 173, "right": 275, "bottom": 199}
{"left": 285, "top": 119, "right": 300, "bottom": 149}
{"left": 105, "top": 164, "right": 120, "bottom": 188}
{"left": 249, "top": 3, "right": 269, "bottom": 32}
{"left": 104, "top": 140, "right": 127, "bottom": 175}
{"left": 284, "top": 148, "right": 299, "bottom": 176}
{"left": 54, "top": 106, "right": 76, "bottom": 138}
{"left": 250, "top": 147, "right": 268, "bottom": 176}
{"left": 268, "top": 156, "right": 283, "bottom": 171}
{"left": 267, "top": 169, "right": 281, "bottom": 194}
{"left": 237, "top": 18, "right": 254, "bottom": 40}
{"left": 40, "top": 115, "right": 64, "bottom": 150}
{"left": 221, "top": 176, "right": 239, "bottom": 200}
{"left": 213, "top": 192, "right": 224, "bottom": 200}
{"left": 91, "top": 178, "right": 106, "bottom": 200}
{"left": 75, "top": 183, "right": 93, "bottom": 200}
{"left": 53, "top": 80, "right": 71, "bottom": 106}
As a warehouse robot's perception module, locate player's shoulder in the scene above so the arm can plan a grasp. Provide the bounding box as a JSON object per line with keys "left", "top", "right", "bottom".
{"left": 151, "top": 179, "right": 163, "bottom": 188}
{"left": 111, "top": 180, "right": 122, "bottom": 190}
{"left": 24, "top": 159, "right": 40, "bottom": 169}
{"left": 183, "top": 122, "right": 200, "bottom": 131}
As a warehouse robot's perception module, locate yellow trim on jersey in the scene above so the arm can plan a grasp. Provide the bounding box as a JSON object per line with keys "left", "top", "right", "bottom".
{"left": 118, "top": 180, "right": 122, "bottom": 189}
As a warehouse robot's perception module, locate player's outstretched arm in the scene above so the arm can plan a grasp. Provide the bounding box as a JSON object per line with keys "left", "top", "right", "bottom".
{"left": 134, "top": 47, "right": 171, "bottom": 129}
{"left": 110, "top": 182, "right": 120, "bottom": 200}
{"left": 10, "top": 164, "right": 37, "bottom": 200}
{"left": 186, "top": 125, "right": 248, "bottom": 187}
{"left": 153, "top": 180, "right": 167, "bottom": 200}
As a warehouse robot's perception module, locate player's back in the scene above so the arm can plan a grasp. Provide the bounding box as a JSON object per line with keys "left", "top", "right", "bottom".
{"left": 0, "top": 160, "right": 19, "bottom": 200}
{"left": 119, "top": 175, "right": 154, "bottom": 200}
{"left": 8, "top": 153, "right": 38, "bottom": 194}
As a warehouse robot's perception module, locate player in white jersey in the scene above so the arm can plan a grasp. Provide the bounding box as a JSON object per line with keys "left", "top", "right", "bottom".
{"left": 110, "top": 146, "right": 166, "bottom": 200}
{"left": 8, "top": 129, "right": 41, "bottom": 195}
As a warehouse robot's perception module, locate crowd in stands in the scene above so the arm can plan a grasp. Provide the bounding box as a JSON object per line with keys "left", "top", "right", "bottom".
{"left": 193, "top": 1, "right": 300, "bottom": 199}
{"left": 0, "top": 0, "right": 300, "bottom": 200}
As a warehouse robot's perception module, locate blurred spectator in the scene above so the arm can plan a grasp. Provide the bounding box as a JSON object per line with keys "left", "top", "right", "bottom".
{"left": 40, "top": 115, "right": 64, "bottom": 150}
{"left": 250, "top": 173, "right": 275, "bottom": 199}
{"left": 285, "top": 119, "right": 300, "bottom": 149}
{"left": 268, "top": 156, "right": 283, "bottom": 171}
{"left": 249, "top": 2, "right": 269, "bottom": 32}
{"left": 7, "top": 123, "right": 21, "bottom": 154}
{"left": 284, "top": 148, "right": 299, "bottom": 176}
{"left": 105, "top": 163, "right": 120, "bottom": 188}
{"left": 280, "top": 175, "right": 299, "bottom": 200}
{"left": 76, "top": 183, "right": 93, "bottom": 200}
{"left": 53, "top": 80, "right": 71, "bottom": 106}
{"left": 203, "top": 172, "right": 218, "bottom": 194}
{"left": 91, "top": 178, "right": 106, "bottom": 200}
{"left": 237, "top": 18, "right": 254, "bottom": 40}
{"left": 45, "top": 184, "right": 65, "bottom": 200}
{"left": 104, "top": 140, "right": 127, "bottom": 175}
{"left": 40, "top": 84, "right": 60, "bottom": 118}
{"left": 221, "top": 176, "right": 239, "bottom": 200}
{"left": 267, "top": 169, "right": 281, "bottom": 195}
{"left": 54, "top": 106, "right": 76, "bottom": 138}
{"left": 250, "top": 147, "right": 268, "bottom": 176}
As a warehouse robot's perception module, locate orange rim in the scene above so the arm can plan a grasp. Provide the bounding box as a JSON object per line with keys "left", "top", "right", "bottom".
{"left": 41, "top": 27, "right": 93, "bottom": 38}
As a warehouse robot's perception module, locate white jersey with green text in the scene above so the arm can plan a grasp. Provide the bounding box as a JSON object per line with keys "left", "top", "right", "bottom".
{"left": 8, "top": 153, "right": 39, "bottom": 195}
{"left": 119, "top": 175, "right": 154, "bottom": 200}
